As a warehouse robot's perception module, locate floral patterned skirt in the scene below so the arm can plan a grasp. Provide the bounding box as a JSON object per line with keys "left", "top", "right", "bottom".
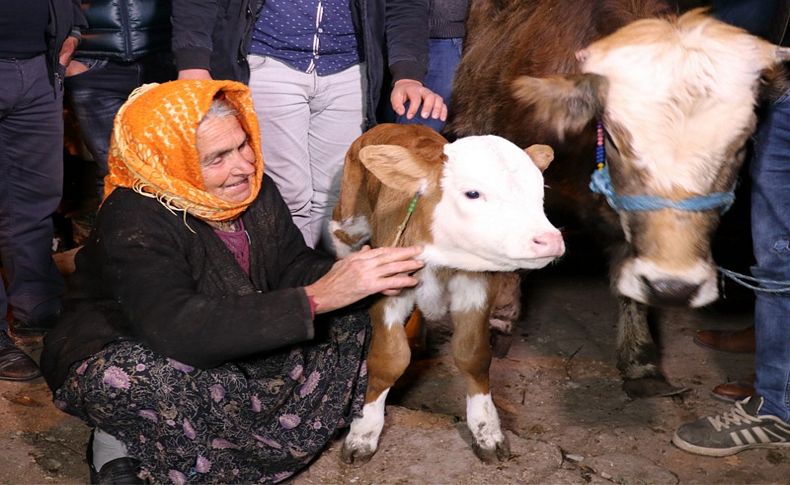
{"left": 54, "top": 311, "right": 370, "bottom": 484}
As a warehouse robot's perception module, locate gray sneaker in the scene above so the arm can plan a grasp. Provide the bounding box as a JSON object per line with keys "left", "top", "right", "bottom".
{"left": 673, "top": 396, "right": 790, "bottom": 457}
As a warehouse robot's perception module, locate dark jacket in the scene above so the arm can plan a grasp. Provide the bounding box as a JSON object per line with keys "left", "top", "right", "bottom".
{"left": 428, "top": 0, "right": 469, "bottom": 39}
{"left": 41, "top": 176, "right": 334, "bottom": 392}
{"left": 75, "top": 0, "right": 172, "bottom": 61}
{"left": 170, "top": 0, "right": 428, "bottom": 127}
{"left": 48, "top": 0, "right": 87, "bottom": 86}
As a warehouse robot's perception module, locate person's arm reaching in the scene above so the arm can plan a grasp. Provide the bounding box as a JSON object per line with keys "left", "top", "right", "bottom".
{"left": 172, "top": 0, "right": 219, "bottom": 79}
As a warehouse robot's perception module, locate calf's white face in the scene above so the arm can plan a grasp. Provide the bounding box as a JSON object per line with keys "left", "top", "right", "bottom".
{"left": 424, "top": 135, "right": 564, "bottom": 271}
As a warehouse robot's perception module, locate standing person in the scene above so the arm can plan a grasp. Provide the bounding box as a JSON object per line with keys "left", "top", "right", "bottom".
{"left": 395, "top": 0, "right": 469, "bottom": 133}
{"left": 673, "top": 0, "right": 790, "bottom": 455}
{"left": 64, "top": 0, "right": 176, "bottom": 201}
{"left": 171, "top": 0, "right": 447, "bottom": 248}
{"left": 41, "top": 80, "right": 424, "bottom": 483}
{"left": 0, "top": 0, "right": 86, "bottom": 380}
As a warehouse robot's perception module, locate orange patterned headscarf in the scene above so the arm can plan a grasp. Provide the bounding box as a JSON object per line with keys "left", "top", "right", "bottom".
{"left": 105, "top": 80, "right": 264, "bottom": 222}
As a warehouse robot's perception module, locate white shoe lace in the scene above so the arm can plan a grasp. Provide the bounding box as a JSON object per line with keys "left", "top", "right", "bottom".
{"left": 707, "top": 399, "right": 760, "bottom": 432}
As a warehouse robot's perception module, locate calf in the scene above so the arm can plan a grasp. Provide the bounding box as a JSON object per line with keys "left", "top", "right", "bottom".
{"left": 450, "top": 2, "right": 788, "bottom": 397}
{"left": 330, "top": 123, "right": 563, "bottom": 463}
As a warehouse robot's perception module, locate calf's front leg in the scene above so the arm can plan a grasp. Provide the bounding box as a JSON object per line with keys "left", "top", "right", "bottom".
{"left": 341, "top": 297, "right": 412, "bottom": 465}
{"left": 450, "top": 273, "right": 510, "bottom": 463}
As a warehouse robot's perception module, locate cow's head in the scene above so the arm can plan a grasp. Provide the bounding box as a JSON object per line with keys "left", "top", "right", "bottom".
{"left": 359, "top": 136, "right": 564, "bottom": 272}
{"left": 511, "top": 9, "right": 787, "bottom": 307}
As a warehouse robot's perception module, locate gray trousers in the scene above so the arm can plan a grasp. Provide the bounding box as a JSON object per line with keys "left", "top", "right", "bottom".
{"left": 0, "top": 55, "right": 65, "bottom": 327}
{"left": 247, "top": 55, "right": 365, "bottom": 249}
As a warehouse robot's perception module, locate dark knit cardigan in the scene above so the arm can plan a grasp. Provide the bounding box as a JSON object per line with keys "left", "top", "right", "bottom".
{"left": 41, "top": 176, "right": 334, "bottom": 391}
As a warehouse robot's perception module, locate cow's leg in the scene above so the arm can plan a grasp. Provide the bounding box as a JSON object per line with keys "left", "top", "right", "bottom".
{"left": 488, "top": 271, "right": 521, "bottom": 358}
{"left": 616, "top": 296, "right": 686, "bottom": 398}
{"left": 341, "top": 297, "right": 412, "bottom": 465}
{"left": 449, "top": 273, "right": 510, "bottom": 463}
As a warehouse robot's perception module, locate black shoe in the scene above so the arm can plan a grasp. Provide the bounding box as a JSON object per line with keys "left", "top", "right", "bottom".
{"left": 673, "top": 395, "right": 790, "bottom": 456}
{"left": 0, "top": 331, "right": 41, "bottom": 381}
{"left": 87, "top": 431, "right": 144, "bottom": 485}
{"left": 10, "top": 311, "right": 61, "bottom": 337}
{"left": 90, "top": 458, "right": 145, "bottom": 485}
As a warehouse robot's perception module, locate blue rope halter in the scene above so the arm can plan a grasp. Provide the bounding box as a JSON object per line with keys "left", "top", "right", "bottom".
{"left": 588, "top": 121, "right": 735, "bottom": 214}
{"left": 588, "top": 121, "right": 790, "bottom": 294}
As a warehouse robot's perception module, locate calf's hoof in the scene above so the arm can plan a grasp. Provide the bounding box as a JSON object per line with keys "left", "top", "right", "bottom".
{"left": 472, "top": 434, "right": 511, "bottom": 463}
{"left": 340, "top": 441, "right": 376, "bottom": 466}
{"left": 622, "top": 376, "right": 690, "bottom": 399}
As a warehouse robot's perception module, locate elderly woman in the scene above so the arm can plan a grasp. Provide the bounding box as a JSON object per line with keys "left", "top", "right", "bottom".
{"left": 40, "top": 80, "right": 423, "bottom": 483}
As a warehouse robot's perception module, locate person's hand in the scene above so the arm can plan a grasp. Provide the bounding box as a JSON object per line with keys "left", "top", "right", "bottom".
{"left": 58, "top": 36, "right": 79, "bottom": 67}
{"left": 304, "top": 245, "right": 424, "bottom": 314}
{"left": 390, "top": 79, "right": 448, "bottom": 121}
{"left": 178, "top": 69, "right": 213, "bottom": 80}
{"left": 65, "top": 59, "right": 89, "bottom": 77}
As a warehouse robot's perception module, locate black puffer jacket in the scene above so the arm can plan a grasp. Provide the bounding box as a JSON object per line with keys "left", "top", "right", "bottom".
{"left": 171, "top": 0, "right": 428, "bottom": 128}
{"left": 76, "top": 0, "right": 171, "bottom": 61}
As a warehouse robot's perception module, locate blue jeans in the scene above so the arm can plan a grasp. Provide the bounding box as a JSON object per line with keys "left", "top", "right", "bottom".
{"left": 0, "top": 55, "right": 66, "bottom": 328}
{"left": 396, "top": 37, "right": 463, "bottom": 133}
{"left": 713, "top": 0, "right": 778, "bottom": 38}
{"left": 750, "top": 88, "right": 790, "bottom": 422}
{"left": 65, "top": 55, "right": 173, "bottom": 198}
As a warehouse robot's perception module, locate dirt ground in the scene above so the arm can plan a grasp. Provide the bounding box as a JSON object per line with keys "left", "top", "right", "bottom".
{"left": 1, "top": 250, "right": 787, "bottom": 485}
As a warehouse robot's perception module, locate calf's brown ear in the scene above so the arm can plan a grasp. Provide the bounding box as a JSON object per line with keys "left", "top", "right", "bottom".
{"left": 512, "top": 73, "right": 606, "bottom": 140}
{"left": 524, "top": 144, "right": 554, "bottom": 172}
{"left": 359, "top": 145, "right": 432, "bottom": 193}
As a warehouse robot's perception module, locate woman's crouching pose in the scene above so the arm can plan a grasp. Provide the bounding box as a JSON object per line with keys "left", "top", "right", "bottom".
{"left": 41, "top": 80, "right": 423, "bottom": 483}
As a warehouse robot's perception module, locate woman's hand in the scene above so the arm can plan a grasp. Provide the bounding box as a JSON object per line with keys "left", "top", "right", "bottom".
{"left": 304, "top": 245, "right": 424, "bottom": 314}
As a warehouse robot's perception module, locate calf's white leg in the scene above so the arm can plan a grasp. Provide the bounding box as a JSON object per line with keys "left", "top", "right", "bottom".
{"left": 449, "top": 272, "right": 510, "bottom": 462}
{"left": 341, "top": 297, "right": 413, "bottom": 465}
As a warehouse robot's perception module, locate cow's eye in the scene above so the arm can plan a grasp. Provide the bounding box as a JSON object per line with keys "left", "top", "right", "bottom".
{"left": 465, "top": 191, "right": 480, "bottom": 199}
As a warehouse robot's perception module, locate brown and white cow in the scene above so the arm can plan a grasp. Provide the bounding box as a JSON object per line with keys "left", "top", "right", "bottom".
{"left": 450, "top": 2, "right": 789, "bottom": 396}
{"left": 330, "top": 123, "right": 563, "bottom": 463}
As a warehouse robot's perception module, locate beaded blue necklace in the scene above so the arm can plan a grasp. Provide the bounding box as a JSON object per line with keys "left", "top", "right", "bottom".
{"left": 589, "top": 120, "right": 735, "bottom": 213}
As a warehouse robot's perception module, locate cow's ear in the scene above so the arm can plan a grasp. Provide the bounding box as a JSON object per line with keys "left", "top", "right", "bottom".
{"left": 524, "top": 144, "right": 554, "bottom": 172}
{"left": 512, "top": 74, "right": 606, "bottom": 140}
{"left": 359, "top": 145, "right": 432, "bottom": 193}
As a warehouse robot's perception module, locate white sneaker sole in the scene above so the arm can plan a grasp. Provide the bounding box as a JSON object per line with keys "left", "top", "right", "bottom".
{"left": 672, "top": 431, "right": 790, "bottom": 457}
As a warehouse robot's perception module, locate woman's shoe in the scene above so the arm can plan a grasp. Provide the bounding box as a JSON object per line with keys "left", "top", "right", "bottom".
{"left": 90, "top": 457, "right": 144, "bottom": 485}
{"left": 87, "top": 430, "right": 144, "bottom": 484}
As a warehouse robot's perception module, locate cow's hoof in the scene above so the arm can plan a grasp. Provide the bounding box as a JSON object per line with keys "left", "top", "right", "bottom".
{"left": 340, "top": 441, "right": 376, "bottom": 466}
{"left": 472, "top": 435, "right": 511, "bottom": 463}
{"left": 623, "top": 377, "right": 690, "bottom": 398}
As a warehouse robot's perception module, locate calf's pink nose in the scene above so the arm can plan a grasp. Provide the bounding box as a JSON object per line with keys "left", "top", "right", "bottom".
{"left": 532, "top": 231, "right": 565, "bottom": 258}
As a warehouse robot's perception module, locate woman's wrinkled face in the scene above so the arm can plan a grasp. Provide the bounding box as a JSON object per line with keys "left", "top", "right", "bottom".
{"left": 196, "top": 115, "right": 256, "bottom": 203}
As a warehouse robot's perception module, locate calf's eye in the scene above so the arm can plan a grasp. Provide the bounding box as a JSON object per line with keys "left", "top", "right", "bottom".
{"left": 464, "top": 190, "right": 480, "bottom": 200}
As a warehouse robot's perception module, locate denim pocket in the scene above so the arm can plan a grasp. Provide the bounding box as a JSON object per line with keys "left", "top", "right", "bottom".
{"left": 65, "top": 58, "right": 108, "bottom": 79}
